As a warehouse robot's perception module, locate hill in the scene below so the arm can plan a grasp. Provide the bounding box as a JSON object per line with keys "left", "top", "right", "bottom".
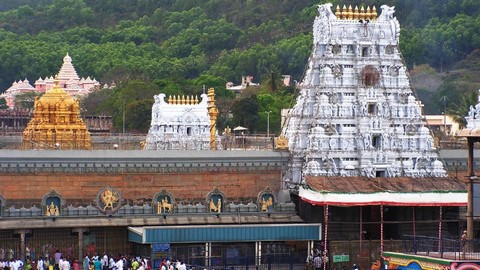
{"left": 0, "top": 0, "right": 478, "bottom": 132}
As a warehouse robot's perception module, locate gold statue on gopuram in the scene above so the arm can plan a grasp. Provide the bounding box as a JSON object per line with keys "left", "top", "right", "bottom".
{"left": 22, "top": 76, "right": 92, "bottom": 150}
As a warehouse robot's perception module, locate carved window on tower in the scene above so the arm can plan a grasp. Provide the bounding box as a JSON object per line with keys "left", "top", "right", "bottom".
{"left": 385, "top": 45, "right": 396, "bottom": 55}
{"left": 324, "top": 124, "right": 336, "bottom": 136}
{"left": 332, "top": 44, "right": 341, "bottom": 54}
{"left": 368, "top": 103, "right": 378, "bottom": 115}
{"left": 406, "top": 124, "right": 417, "bottom": 136}
{"left": 361, "top": 65, "right": 380, "bottom": 87}
{"left": 389, "top": 66, "right": 400, "bottom": 77}
{"left": 332, "top": 65, "right": 342, "bottom": 78}
{"left": 346, "top": 45, "right": 354, "bottom": 54}
{"left": 362, "top": 46, "right": 370, "bottom": 57}
{"left": 372, "top": 135, "right": 382, "bottom": 149}
{"left": 329, "top": 93, "right": 339, "bottom": 104}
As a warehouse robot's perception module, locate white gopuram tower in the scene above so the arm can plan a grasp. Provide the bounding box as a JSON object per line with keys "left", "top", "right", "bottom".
{"left": 282, "top": 3, "right": 446, "bottom": 186}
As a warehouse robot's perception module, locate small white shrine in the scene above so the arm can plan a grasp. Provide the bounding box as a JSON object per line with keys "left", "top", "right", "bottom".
{"left": 145, "top": 88, "right": 220, "bottom": 150}
{"left": 282, "top": 4, "right": 446, "bottom": 185}
{"left": 464, "top": 90, "right": 480, "bottom": 129}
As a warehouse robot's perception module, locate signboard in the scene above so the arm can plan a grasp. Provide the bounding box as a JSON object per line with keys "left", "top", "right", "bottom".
{"left": 332, "top": 254, "right": 349, "bottom": 263}
{"left": 152, "top": 243, "right": 170, "bottom": 253}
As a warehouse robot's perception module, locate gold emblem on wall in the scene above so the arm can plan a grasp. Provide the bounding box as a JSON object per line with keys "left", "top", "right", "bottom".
{"left": 42, "top": 190, "right": 64, "bottom": 217}
{"left": 157, "top": 197, "right": 173, "bottom": 214}
{"left": 153, "top": 189, "right": 175, "bottom": 215}
{"left": 45, "top": 202, "right": 59, "bottom": 216}
{"left": 101, "top": 188, "right": 118, "bottom": 210}
{"left": 206, "top": 187, "right": 225, "bottom": 214}
{"left": 96, "top": 186, "right": 122, "bottom": 214}
{"left": 257, "top": 186, "right": 275, "bottom": 212}
{"left": 209, "top": 197, "right": 222, "bottom": 213}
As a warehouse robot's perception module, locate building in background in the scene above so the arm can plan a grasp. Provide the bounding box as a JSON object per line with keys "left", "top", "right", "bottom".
{"left": 1, "top": 54, "right": 101, "bottom": 109}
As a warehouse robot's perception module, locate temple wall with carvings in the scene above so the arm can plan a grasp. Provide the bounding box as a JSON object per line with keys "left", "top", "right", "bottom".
{"left": 0, "top": 170, "right": 281, "bottom": 206}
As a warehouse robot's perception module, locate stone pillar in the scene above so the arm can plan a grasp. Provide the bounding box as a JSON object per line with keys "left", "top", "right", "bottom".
{"left": 14, "top": 229, "right": 31, "bottom": 261}
{"left": 204, "top": 242, "right": 211, "bottom": 269}
{"left": 255, "top": 241, "right": 262, "bottom": 267}
{"left": 72, "top": 228, "right": 89, "bottom": 260}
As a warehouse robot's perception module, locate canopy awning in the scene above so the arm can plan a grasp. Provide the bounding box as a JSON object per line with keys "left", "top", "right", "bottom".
{"left": 299, "top": 186, "right": 467, "bottom": 206}
{"left": 299, "top": 176, "right": 467, "bottom": 206}
{"left": 128, "top": 223, "right": 322, "bottom": 244}
{"left": 233, "top": 126, "right": 248, "bottom": 131}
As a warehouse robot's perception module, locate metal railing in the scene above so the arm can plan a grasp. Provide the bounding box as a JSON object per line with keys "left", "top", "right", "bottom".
{"left": 401, "top": 235, "right": 480, "bottom": 260}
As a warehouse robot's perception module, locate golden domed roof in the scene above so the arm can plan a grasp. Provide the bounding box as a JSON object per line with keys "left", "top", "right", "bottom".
{"left": 22, "top": 76, "right": 92, "bottom": 150}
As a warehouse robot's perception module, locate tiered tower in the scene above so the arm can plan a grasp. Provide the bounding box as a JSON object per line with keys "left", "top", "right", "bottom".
{"left": 282, "top": 3, "right": 446, "bottom": 185}
{"left": 22, "top": 77, "right": 92, "bottom": 150}
{"left": 35, "top": 54, "right": 100, "bottom": 96}
{"left": 145, "top": 90, "right": 220, "bottom": 150}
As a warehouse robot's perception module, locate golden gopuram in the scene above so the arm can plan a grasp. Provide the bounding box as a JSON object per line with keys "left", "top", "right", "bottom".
{"left": 22, "top": 76, "right": 92, "bottom": 150}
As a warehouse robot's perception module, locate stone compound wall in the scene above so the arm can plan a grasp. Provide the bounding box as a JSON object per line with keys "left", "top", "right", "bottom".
{"left": 0, "top": 150, "right": 288, "bottom": 208}
{"left": 1, "top": 170, "right": 281, "bottom": 207}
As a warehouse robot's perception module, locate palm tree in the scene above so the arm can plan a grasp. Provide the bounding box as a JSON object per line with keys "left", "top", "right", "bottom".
{"left": 447, "top": 90, "right": 478, "bottom": 128}
{"left": 262, "top": 68, "right": 284, "bottom": 93}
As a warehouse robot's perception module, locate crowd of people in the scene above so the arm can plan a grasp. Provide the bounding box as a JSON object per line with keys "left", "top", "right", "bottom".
{"left": 0, "top": 251, "right": 199, "bottom": 270}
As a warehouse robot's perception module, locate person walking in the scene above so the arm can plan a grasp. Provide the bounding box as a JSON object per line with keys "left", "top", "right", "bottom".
{"left": 313, "top": 255, "right": 322, "bottom": 270}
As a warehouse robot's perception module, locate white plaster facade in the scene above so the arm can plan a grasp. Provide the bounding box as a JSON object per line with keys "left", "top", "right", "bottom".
{"left": 145, "top": 94, "right": 220, "bottom": 150}
{"left": 282, "top": 4, "right": 446, "bottom": 185}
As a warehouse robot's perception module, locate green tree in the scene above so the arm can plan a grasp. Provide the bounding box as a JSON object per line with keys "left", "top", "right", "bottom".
{"left": 110, "top": 80, "right": 160, "bottom": 132}
{"left": 13, "top": 91, "right": 42, "bottom": 109}
{"left": 125, "top": 99, "right": 154, "bottom": 132}
{"left": 447, "top": 90, "right": 477, "bottom": 128}
{"left": 261, "top": 68, "right": 283, "bottom": 93}
{"left": 231, "top": 94, "right": 259, "bottom": 132}
{"left": 79, "top": 87, "right": 114, "bottom": 116}
{"left": 0, "top": 97, "right": 8, "bottom": 109}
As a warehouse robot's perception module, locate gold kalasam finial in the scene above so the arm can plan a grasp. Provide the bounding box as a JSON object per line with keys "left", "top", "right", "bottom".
{"left": 335, "top": 5, "right": 341, "bottom": 18}
{"left": 172, "top": 95, "right": 177, "bottom": 104}
{"left": 348, "top": 5, "right": 353, "bottom": 20}
{"left": 360, "top": 6, "right": 365, "bottom": 20}
{"left": 180, "top": 95, "right": 185, "bottom": 105}
{"left": 354, "top": 6, "right": 359, "bottom": 20}
{"left": 342, "top": 5, "right": 347, "bottom": 19}
{"left": 194, "top": 95, "right": 199, "bottom": 104}
{"left": 168, "top": 95, "right": 172, "bottom": 103}
{"left": 371, "top": 6, "right": 377, "bottom": 20}
{"left": 366, "top": 6, "right": 371, "bottom": 21}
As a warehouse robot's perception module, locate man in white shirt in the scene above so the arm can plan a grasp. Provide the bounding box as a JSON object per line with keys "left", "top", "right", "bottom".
{"left": 60, "top": 259, "right": 70, "bottom": 270}
{"left": 115, "top": 258, "right": 124, "bottom": 270}
{"left": 108, "top": 258, "right": 115, "bottom": 270}
{"left": 102, "top": 255, "right": 108, "bottom": 270}
{"left": 176, "top": 261, "right": 186, "bottom": 270}
{"left": 37, "top": 257, "right": 44, "bottom": 270}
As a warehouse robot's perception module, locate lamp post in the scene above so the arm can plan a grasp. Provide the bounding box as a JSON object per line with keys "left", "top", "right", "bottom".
{"left": 265, "top": 111, "right": 272, "bottom": 138}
